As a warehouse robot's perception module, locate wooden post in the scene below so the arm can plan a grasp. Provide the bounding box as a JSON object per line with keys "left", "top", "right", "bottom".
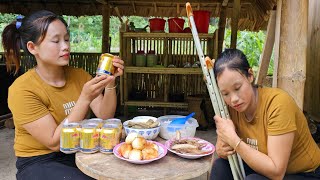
{"left": 230, "top": 0, "right": 240, "bottom": 49}
{"left": 277, "top": 0, "right": 308, "bottom": 109}
{"left": 305, "top": 0, "right": 320, "bottom": 117}
{"left": 255, "top": 10, "right": 276, "bottom": 85}
{"left": 102, "top": 5, "right": 110, "bottom": 53}
{"left": 217, "top": 4, "right": 227, "bottom": 54}
{"left": 272, "top": 0, "right": 282, "bottom": 88}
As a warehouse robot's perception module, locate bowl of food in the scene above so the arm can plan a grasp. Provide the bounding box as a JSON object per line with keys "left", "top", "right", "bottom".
{"left": 113, "top": 132, "right": 167, "bottom": 164}
{"left": 158, "top": 115, "right": 199, "bottom": 140}
{"left": 123, "top": 116, "right": 160, "bottom": 140}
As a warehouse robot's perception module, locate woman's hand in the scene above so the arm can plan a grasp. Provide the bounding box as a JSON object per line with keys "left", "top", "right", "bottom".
{"left": 112, "top": 56, "right": 124, "bottom": 77}
{"left": 80, "top": 75, "right": 115, "bottom": 103}
{"left": 214, "top": 115, "right": 239, "bottom": 148}
{"left": 216, "top": 137, "right": 235, "bottom": 158}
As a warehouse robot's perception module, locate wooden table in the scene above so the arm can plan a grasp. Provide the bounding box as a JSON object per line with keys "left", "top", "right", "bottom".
{"left": 76, "top": 130, "right": 216, "bottom": 180}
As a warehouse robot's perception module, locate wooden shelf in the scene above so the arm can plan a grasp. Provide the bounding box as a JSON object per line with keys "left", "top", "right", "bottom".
{"left": 122, "top": 32, "right": 214, "bottom": 39}
{"left": 125, "top": 66, "right": 203, "bottom": 74}
{"left": 125, "top": 101, "right": 188, "bottom": 108}
{"left": 120, "top": 32, "right": 214, "bottom": 116}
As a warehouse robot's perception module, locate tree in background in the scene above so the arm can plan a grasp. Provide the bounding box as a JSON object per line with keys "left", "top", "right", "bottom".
{"left": 0, "top": 13, "right": 271, "bottom": 73}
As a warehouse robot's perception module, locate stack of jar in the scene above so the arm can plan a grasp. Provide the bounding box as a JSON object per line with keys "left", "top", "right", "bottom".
{"left": 60, "top": 118, "right": 122, "bottom": 154}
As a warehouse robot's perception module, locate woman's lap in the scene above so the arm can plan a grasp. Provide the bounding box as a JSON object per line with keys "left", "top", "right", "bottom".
{"left": 211, "top": 157, "right": 320, "bottom": 180}
{"left": 16, "top": 152, "right": 93, "bottom": 180}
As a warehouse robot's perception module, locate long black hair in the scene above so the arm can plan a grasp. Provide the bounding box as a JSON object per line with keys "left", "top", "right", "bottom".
{"left": 214, "top": 49, "right": 251, "bottom": 79}
{"left": 1, "top": 10, "right": 68, "bottom": 74}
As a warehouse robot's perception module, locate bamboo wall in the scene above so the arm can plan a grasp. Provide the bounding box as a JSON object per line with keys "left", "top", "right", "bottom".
{"left": 0, "top": 53, "right": 104, "bottom": 76}
{"left": 304, "top": 0, "right": 320, "bottom": 119}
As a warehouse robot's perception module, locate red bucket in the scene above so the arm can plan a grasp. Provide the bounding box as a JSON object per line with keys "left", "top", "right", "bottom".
{"left": 168, "top": 18, "right": 185, "bottom": 33}
{"left": 193, "top": 10, "right": 210, "bottom": 33}
{"left": 149, "top": 18, "right": 166, "bottom": 32}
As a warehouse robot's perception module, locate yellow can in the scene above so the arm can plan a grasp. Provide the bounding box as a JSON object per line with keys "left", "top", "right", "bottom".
{"left": 96, "top": 53, "right": 115, "bottom": 76}
{"left": 104, "top": 118, "right": 123, "bottom": 141}
{"left": 82, "top": 118, "right": 103, "bottom": 129}
{"left": 100, "top": 124, "right": 119, "bottom": 153}
{"left": 80, "top": 124, "right": 100, "bottom": 153}
{"left": 60, "top": 123, "right": 80, "bottom": 154}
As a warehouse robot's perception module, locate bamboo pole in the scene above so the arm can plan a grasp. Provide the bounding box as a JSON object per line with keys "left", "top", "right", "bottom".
{"left": 102, "top": 4, "right": 110, "bottom": 52}
{"left": 231, "top": 0, "right": 240, "bottom": 49}
{"left": 217, "top": 4, "right": 227, "bottom": 54}
{"left": 272, "top": 0, "right": 282, "bottom": 88}
{"left": 255, "top": 10, "right": 276, "bottom": 85}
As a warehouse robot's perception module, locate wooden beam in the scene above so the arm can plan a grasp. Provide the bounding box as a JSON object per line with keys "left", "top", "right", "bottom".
{"left": 230, "top": 0, "right": 240, "bottom": 49}
{"left": 277, "top": 0, "right": 308, "bottom": 109}
{"left": 154, "top": 3, "right": 157, "bottom": 13}
{"left": 102, "top": 4, "right": 110, "bottom": 53}
{"left": 131, "top": 2, "right": 136, "bottom": 14}
{"left": 255, "top": 10, "right": 276, "bottom": 85}
{"left": 217, "top": 4, "right": 227, "bottom": 54}
{"left": 114, "top": 6, "right": 123, "bottom": 23}
{"left": 272, "top": 0, "right": 282, "bottom": 88}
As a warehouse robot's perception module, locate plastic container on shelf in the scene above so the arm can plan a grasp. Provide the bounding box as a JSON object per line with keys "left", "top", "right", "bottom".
{"left": 193, "top": 10, "right": 210, "bottom": 33}
{"left": 168, "top": 18, "right": 185, "bottom": 33}
{"left": 135, "top": 50, "right": 146, "bottom": 67}
{"left": 146, "top": 50, "right": 158, "bottom": 67}
{"left": 149, "top": 18, "right": 166, "bottom": 32}
{"left": 158, "top": 115, "right": 199, "bottom": 140}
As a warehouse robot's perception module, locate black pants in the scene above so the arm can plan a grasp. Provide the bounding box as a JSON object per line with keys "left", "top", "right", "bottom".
{"left": 210, "top": 158, "right": 320, "bottom": 180}
{"left": 16, "top": 152, "right": 94, "bottom": 180}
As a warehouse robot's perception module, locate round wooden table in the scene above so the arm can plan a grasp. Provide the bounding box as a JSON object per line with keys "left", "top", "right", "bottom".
{"left": 76, "top": 135, "right": 215, "bottom": 180}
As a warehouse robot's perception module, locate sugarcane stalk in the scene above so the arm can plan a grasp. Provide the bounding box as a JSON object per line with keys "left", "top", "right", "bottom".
{"left": 238, "top": 153, "right": 246, "bottom": 178}
{"left": 206, "top": 59, "right": 244, "bottom": 180}
{"left": 186, "top": 2, "right": 245, "bottom": 179}
{"left": 186, "top": 3, "right": 239, "bottom": 180}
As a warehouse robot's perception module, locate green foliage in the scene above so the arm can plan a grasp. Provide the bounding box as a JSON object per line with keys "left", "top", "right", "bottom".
{"left": 224, "top": 29, "right": 273, "bottom": 75}
{"left": 0, "top": 13, "right": 273, "bottom": 74}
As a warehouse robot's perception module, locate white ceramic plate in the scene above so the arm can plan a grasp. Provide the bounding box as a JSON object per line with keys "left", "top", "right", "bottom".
{"left": 113, "top": 141, "right": 167, "bottom": 164}
{"left": 165, "top": 137, "right": 215, "bottom": 159}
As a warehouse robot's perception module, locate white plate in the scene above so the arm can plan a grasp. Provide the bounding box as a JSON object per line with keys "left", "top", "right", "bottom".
{"left": 113, "top": 141, "right": 167, "bottom": 164}
{"left": 165, "top": 137, "right": 215, "bottom": 159}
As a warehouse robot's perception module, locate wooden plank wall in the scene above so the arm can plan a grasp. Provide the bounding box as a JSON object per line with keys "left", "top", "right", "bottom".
{"left": 305, "top": 0, "right": 320, "bottom": 118}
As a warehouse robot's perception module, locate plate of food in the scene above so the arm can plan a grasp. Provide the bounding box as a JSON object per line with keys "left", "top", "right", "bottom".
{"left": 165, "top": 137, "right": 215, "bottom": 159}
{"left": 113, "top": 132, "right": 167, "bottom": 164}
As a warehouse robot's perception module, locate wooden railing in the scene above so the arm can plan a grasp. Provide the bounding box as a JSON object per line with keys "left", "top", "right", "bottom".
{"left": 0, "top": 52, "right": 121, "bottom": 76}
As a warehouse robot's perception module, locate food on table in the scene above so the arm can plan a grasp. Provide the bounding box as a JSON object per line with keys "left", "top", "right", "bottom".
{"left": 118, "top": 132, "right": 159, "bottom": 160}
{"left": 170, "top": 138, "right": 211, "bottom": 155}
{"left": 142, "top": 144, "right": 159, "bottom": 160}
{"left": 127, "top": 119, "right": 159, "bottom": 129}
{"left": 129, "top": 149, "right": 143, "bottom": 160}
{"left": 132, "top": 137, "right": 147, "bottom": 150}
{"left": 119, "top": 143, "right": 132, "bottom": 158}
{"left": 125, "top": 132, "right": 142, "bottom": 144}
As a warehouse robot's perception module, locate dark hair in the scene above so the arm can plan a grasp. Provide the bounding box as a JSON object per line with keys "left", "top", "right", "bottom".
{"left": 1, "top": 10, "right": 68, "bottom": 74}
{"left": 214, "top": 49, "right": 251, "bottom": 78}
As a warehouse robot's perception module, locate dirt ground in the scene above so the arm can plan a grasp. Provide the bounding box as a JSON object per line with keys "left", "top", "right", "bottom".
{"left": 0, "top": 128, "right": 16, "bottom": 180}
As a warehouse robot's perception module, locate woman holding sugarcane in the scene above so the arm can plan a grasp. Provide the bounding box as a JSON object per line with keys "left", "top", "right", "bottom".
{"left": 211, "top": 49, "right": 320, "bottom": 180}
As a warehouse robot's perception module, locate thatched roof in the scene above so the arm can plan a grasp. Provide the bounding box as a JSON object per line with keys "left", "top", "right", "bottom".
{"left": 0, "top": 0, "right": 276, "bottom": 31}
